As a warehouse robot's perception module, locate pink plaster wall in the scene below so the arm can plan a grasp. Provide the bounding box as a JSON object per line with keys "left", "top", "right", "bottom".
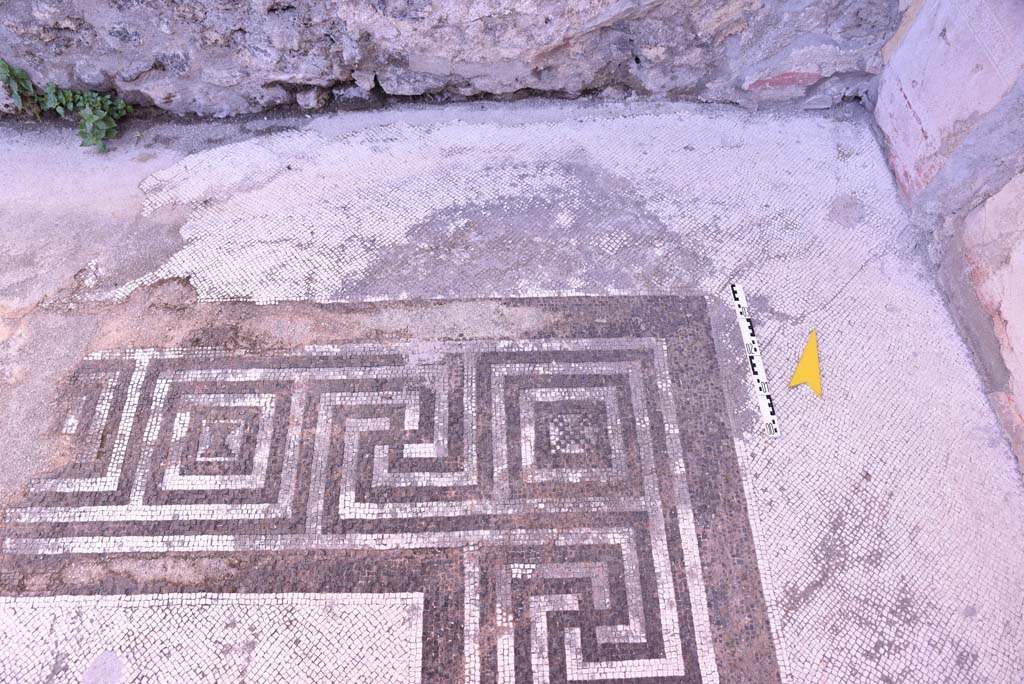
{"left": 875, "top": 0, "right": 1024, "bottom": 198}
{"left": 963, "top": 173, "right": 1024, "bottom": 455}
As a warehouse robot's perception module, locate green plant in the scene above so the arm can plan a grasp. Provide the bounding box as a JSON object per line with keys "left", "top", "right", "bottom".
{"left": 42, "top": 84, "right": 133, "bottom": 151}
{"left": 0, "top": 59, "right": 38, "bottom": 114}
{"left": 1, "top": 59, "right": 132, "bottom": 152}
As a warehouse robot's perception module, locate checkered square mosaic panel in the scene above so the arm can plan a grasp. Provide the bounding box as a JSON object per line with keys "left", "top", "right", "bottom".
{"left": 0, "top": 297, "right": 781, "bottom": 684}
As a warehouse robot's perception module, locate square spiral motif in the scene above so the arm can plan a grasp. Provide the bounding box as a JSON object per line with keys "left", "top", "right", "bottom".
{"left": 547, "top": 411, "right": 602, "bottom": 457}
{"left": 528, "top": 390, "right": 621, "bottom": 474}
{"left": 1, "top": 297, "right": 781, "bottom": 684}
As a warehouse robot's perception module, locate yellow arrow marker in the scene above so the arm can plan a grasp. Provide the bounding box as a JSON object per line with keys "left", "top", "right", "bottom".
{"left": 789, "top": 329, "right": 822, "bottom": 398}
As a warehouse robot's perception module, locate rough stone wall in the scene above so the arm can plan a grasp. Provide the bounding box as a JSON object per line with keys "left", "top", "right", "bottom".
{"left": 874, "top": 0, "right": 1024, "bottom": 458}
{"left": 1, "top": 0, "right": 899, "bottom": 116}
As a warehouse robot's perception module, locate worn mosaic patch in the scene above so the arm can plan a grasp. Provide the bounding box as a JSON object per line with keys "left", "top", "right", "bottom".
{"left": 0, "top": 296, "right": 780, "bottom": 684}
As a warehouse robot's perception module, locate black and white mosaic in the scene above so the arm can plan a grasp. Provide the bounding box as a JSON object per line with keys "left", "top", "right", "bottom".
{"left": 0, "top": 296, "right": 780, "bottom": 684}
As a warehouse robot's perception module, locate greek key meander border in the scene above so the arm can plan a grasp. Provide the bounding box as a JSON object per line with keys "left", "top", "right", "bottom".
{"left": 2, "top": 324, "right": 768, "bottom": 684}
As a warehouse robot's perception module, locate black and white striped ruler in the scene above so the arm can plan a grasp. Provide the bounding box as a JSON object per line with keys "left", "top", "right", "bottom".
{"left": 730, "top": 284, "right": 778, "bottom": 436}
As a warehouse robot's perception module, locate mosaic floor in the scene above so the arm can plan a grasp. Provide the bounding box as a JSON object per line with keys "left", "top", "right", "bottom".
{"left": 1, "top": 296, "right": 780, "bottom": 684}
{"left": 4, "top": 100, "right": 1023, "bottom": 683}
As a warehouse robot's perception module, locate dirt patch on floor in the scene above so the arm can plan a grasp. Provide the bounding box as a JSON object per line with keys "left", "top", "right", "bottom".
{"left": 54, "top": 278, "right": 566, "bottom": 354}
{"left": 61, "top": 556, "right": 238, "bottom": 588}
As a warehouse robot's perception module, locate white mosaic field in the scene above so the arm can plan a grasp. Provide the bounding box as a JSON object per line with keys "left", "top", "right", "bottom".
{"left": 0, "top": 593, "right": 423, "bottom": 684}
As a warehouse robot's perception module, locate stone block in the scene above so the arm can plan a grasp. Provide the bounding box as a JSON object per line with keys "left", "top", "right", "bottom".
{"left": 295, "top": 86, "right": 330, "bottom": 110}
{"left": 0, "top": 86, "right": 16, "bottom": 115}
